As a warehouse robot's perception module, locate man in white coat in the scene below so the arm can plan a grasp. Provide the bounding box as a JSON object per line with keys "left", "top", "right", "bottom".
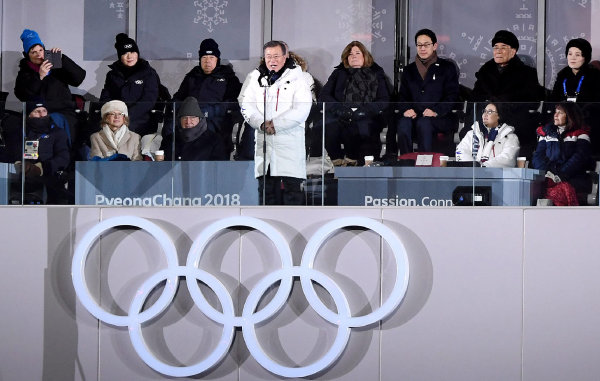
{"left": 239, "top": 40, "right": 312, "bottom": 205}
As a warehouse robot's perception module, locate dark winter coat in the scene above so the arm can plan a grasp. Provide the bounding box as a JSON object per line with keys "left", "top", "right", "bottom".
{"left": 398, "top": 57, "right": 459, "bottom": 116}
{"left": 14, "top": 54, "right": 86, "bottom": 116}
{"left": 532, "top": 123, "right": 593, "bottom": 185}
{"left": 160, "top": 128, "right": 227, "bottom": 161}
{"left": 172, "top": 64, "right": 242, "bottom": 135}
{"left": 550, "top": 64, "right": 600, "bottom": 103}
{"left": 471, "top": 55, "right": 544, "bottom": 102}
{"left": 23, "top": 119, "right": 71, "bottom": 176}
{"left": 319, "top": 62, "right": 390, "bottom": 116}
{"left": 100, "top": 59, "right": 160, "bottom": 136}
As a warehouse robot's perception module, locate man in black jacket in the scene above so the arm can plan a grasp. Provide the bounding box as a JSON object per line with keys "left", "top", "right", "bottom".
{"left": 470, "top": 30, "right": 545, "bottom": 157}
{"left": 14, "top": 100, "right": 71, "bottom": 204}
{"left": 394, "top": 28, "right": 459, "bottom": 154}
{"left": 160, "top": 97, "right": 226, "bottom": 161}
{"left": 169, "top": 38, "right": 242, "bottom": 154}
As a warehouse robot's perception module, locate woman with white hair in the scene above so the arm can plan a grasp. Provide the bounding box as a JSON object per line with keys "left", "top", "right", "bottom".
{"left": 89, "top": 100, "right": 142, "bottom": 160}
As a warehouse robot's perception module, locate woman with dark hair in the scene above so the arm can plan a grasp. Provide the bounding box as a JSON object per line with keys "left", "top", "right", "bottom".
{"left": 550, "top": 38, "right": 600, "bottom": 103}
{"left": 455, "top": 102, "right": 519, "bottom": 167}
{"left": 318, "top": 41, "right": 390, "bottom": 166}
{"left": 550, "top": 38, "right": 600, "bottom": 155}
{"left": 532, "top": 103, "right": 594, "bottom": 205}
{"left": 99, "top": 33, "right": 160, "bottom": 137}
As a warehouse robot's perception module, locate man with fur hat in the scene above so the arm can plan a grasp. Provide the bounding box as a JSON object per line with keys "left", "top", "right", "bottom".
{"left": 100, "top": 33, "right": 161, "bottom": 137}
{"left": 239, "top": 40, "right": 312, "bottom": 205}
{"left": 159, "top": 96, "right": 227, "bottom": 161}
{"left": 170, "top": 38, "right": 242, "bottom": 154}
{"left": 470, "top": 29, "right": 545, "bottom": 157}
{"left": 15, "top": 29, "right": 86, "bottom": 145}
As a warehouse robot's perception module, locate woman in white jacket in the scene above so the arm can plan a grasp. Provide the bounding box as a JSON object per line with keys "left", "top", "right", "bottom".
{"left": 455, "top": 103, "right": 520, "bottom": 167}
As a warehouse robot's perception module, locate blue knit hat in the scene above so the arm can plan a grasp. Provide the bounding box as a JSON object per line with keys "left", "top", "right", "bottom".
{"left": 20, "top": 29, "right": 44, "bottom": 53}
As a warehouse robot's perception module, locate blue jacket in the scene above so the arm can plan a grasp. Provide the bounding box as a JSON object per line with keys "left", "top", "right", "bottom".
{"left": 24, "top": 120, "right": 71, "bottom": 176}
{"left": 398, "top": 56, "right": 459, "bottom": 116}
{"left": 532, "top": 123, "right": 593, "bottom": 181}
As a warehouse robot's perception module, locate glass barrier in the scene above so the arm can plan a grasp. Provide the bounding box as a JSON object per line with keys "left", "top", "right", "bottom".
{"left": 1, "top": 100, "right": 597, "bottom": 207}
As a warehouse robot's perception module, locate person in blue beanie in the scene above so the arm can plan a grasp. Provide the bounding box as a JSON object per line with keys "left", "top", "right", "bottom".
{"left": 14, "top": 29, "right": 86, "bottom": 146}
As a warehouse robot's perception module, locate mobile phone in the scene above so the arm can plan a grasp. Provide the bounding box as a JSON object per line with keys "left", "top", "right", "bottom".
{"left": 44, "top": 50, "right": 62, "bottom": 68}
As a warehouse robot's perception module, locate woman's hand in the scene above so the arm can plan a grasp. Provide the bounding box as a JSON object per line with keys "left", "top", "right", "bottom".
{"left": 39, "top": 60, "right": 52, "bottom": 79}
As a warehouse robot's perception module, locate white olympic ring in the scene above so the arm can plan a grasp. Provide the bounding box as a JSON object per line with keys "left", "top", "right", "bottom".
{"left": 72, "top": 216, "right": 410, "bottom": 378}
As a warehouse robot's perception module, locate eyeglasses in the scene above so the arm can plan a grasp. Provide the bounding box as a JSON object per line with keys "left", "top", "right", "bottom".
{"left": 416, "top": 42, "right": 433, "bottom": 49}
{"left": 265, "top": 55, "right": 283, "bottom": 61}
{"left": 107, "top": 112, "right": 124, "bottom": 117}
{"left": 482, "top": 109, "right": 498, "bottom": 115}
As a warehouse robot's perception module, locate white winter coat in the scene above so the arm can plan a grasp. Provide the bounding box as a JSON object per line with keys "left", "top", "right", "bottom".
{"left": 455, "top": 122, "right": 520, "bottom": 167}
{"left": 239, "top": 65, "right": 312, "bottom": 179}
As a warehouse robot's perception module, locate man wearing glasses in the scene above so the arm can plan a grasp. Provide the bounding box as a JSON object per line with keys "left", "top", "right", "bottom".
{"left": 470, "top": 30, "right": 544, "bottom": 157}
{"left": 238, "top": 40, "right": 312, "bottom": 205}
{"left": 394, "top": 28, "right": 459, "bottom": 154}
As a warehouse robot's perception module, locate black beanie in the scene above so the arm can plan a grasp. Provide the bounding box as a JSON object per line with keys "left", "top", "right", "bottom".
{"left": 566, "top": 38, "right": 592, "bottom": 65}
{"left": 199, "top": 38, "right": 221, "bottom": 58}
{"left": 115, "top": 33, "right": 139, "bottom": 57}
{"left": 492, "top": 30, "right": 519, "bottom": 50}
{"left": 177, "top": 97, "right": 203, "bottom": 118}
{"left": 26, "top": 98, "right": 46, "bottom": 116}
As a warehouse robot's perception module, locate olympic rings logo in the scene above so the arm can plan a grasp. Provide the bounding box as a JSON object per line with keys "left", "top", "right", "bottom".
{"left": 72, "top": 216, "right": 409, "bottom": 378}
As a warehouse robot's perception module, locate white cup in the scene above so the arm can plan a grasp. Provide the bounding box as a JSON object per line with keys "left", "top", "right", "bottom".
{"left": 517, "top": 157, "right": 527, "bottom": 168}
{"left": 439, "top": 155, "right": 449, "bottom": 167}
{"left": 364, "top": 155, "right": 374, "bottom": 166}
{"left": 154, "top": 150, "right": 164, "bottom": 161}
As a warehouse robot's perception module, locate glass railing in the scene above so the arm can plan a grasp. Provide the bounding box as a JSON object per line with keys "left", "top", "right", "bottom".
{"left": 1, "top": 100, "right": 597, "bottom": 207}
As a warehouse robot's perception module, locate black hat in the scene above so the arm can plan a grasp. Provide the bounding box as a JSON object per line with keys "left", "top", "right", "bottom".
{"left": 115, "top": 33, "right": 139, "bottom": 57}
{"left": 177, "top": 97, "right": 203, "bottom": 118}
{"left": 492, "top": 30, "right": 519, "bottom": 50}
{"left": 566, "top": 38, "right": 592, "bottom": 65}
{"left": 26, "top": 98, "right": 46, "bottom": 116}
{"left": 199, "top": 38, "right": 221, "bottom": 58}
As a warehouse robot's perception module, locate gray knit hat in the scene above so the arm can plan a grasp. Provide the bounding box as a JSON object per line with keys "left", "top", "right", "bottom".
{"left": 177, "top": 97, "right": 203, "bottom": 118}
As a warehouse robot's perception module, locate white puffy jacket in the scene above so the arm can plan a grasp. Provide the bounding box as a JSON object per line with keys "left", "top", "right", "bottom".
{"left": 239, "top": 65, "right": 312, "bottom": 179}
{"left": 456, "top": 122, "right": 520, "bottom": 167}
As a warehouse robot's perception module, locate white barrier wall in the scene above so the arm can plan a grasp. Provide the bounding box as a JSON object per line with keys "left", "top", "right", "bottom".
{"left": 0, "top": 206, "right": 599, "bottom": 381}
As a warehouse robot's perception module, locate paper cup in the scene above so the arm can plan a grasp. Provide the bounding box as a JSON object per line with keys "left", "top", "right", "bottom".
{"left": 439, "top": 156, "right": 449, "bottom": 167}
{"left": 154, "top": 150, "right": 164, "bottom": 161}
{"left": 517, "top": 157, "right": 527, "bottom": 168}
{"left": 364, "top": 155, "right": 374, "bottom": 166}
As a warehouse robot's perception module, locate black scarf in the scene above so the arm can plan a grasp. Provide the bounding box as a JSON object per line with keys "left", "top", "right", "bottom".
{"left": 27, "top": 116, "right": 51, "bottom": 134}
{"left": 344, "top": 67, "right": 378, "bottom": 102}
{"left": 177, "top": 119, "right": 208, "bottom": 143}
